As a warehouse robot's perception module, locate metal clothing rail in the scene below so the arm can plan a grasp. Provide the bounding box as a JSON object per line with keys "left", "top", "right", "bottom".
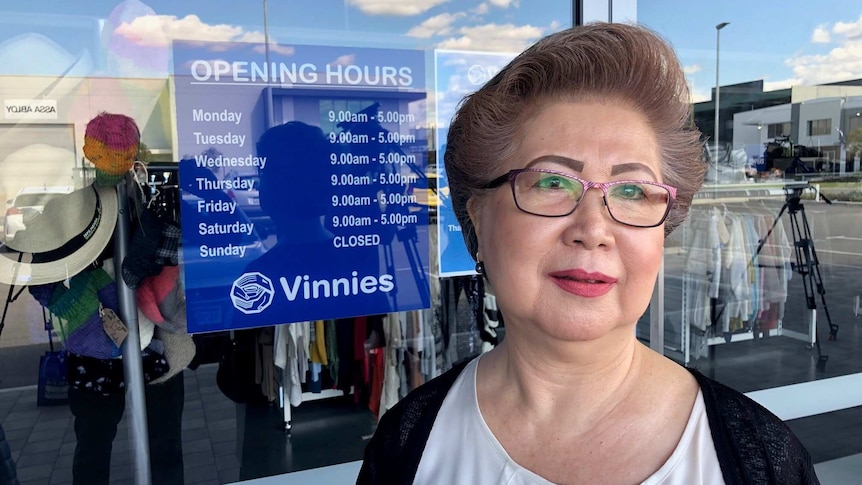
{"left": 693, "top": 180, "right": 816, "bottom": 203}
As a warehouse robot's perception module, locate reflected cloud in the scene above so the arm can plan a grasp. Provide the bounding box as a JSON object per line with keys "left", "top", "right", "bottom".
{"left": 252, "top": 44, "right": 296, "bottom": 56}
{"left": 437, "top": 22, "right": 544, "bottom": 51}
{"left": 690, "top": 90, "right": 711, "bottom": 103}
{"left": 833, "top": 14, "right": 862, "bottom": 40}
{"left": 113, "top": 14, "right": 267, "bottom": 47}
{"left": 684, "top": 63, "right": 702, "bottom": 75}
{"left": 488, "top": 0, "right": 519, "bottom": 8}
{"left": 683, "top": 63, "right": 707, "bottom": 101}
{"left": 765, "top": 17, "right": 862, "bottom": 89}
{"left": 330, "top": 54, "right": 356, "bottom": 66}
{"left": 346, "top": 0, "right": 450, "bottom": 16}
{"left": 407, "top": 13, "right": 466, "bottom": 38}
{"left": 812, "top": 25, "right": 831, "bottom": 44}
{"left": 100, "top": 4, "right": 554, "bottom": 66}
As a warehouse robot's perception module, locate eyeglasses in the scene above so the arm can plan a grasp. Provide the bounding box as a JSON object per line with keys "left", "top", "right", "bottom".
{"left": 483, "top": 168, "right": 677, "bottom": 228}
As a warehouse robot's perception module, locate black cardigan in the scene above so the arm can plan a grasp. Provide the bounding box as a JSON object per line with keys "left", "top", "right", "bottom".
{"left": 357, "top": 361, "right": 820, "bottom": 485}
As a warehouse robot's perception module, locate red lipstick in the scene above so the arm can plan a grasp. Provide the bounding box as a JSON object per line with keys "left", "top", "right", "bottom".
{"left": 549, "top": 269, "right": 617, "bottom": 298}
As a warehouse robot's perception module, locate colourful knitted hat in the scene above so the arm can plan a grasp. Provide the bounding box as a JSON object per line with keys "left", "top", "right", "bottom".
{"left": 82, "top": 112, "right": 139, "bottom": 187}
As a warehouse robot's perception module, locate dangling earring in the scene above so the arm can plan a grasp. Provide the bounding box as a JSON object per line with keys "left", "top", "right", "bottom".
{"left": 475, "top": 251, "right": 485, "bottom": 274}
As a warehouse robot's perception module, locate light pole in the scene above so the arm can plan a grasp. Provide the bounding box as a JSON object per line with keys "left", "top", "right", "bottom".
{"left": 714, "top": 21, "right": 729, "bottom": 184}
{"left": 263, "top": 0, "right": 274, "bottom": 129}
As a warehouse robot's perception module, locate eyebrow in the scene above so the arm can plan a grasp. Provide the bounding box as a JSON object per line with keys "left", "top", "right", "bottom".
{"left": 525, "top": 155, "right": 584, "bottom": 172}
{"left": 525, "top": 156, "right": 659, "bottom": 180}
{"left": 610, "top": 162, "right": 658, "bottom": 180}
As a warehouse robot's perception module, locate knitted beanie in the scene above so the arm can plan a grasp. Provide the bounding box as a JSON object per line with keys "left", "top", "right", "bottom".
{"left": 82, "top": 112, "right": 139, "bottom": 187}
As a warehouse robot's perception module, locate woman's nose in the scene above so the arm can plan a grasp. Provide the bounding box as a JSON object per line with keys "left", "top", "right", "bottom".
{"left": 562, "top": 188, "right": 615, "bottom": 249}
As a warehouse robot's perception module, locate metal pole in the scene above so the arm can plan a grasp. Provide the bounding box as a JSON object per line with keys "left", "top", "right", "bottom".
{"left": 263, "top": 0, "right": 274, "bottom": 129}
{"left": 838, "top": 99, "right": 846, "bottom": 175}
{"left": 115, "top": 181, "right": 151, "bottom": 485}
{"left": 649, "top": 255, "right": 665, "bottom": 354}
{"left": 714, "top": 22, "right": 729, "bottom": 184}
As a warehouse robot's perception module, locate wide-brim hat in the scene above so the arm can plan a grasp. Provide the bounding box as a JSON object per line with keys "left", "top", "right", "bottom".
{"left": 0, "top": 184, "right": 117, "bottom": 286}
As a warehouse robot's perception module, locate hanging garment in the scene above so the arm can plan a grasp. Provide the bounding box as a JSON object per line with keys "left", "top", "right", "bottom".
{"left": 309, "top": 320, "right": 328, "bottom": 365}
{"left": 368, "top": 348, "right": 385, "bottom": 417}
{"left": 254, "top": 327, "right": 276, "bottom": 402}
{"left": 380, "top": 313, "right": 403, "bottom": 415}
{"left": 325, "top": 320, "right": 340, "bottom": 387}
{"left": 285, "top": 323, "right": 308, "bottom": 406}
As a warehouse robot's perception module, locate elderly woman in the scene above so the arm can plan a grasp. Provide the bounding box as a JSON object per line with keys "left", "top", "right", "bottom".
{"left": 358, "top": 23, "right": 818, "bottom": 485}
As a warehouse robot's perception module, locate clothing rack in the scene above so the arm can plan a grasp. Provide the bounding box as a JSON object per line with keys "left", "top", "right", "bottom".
{"left": 275, "top": 310, "right": 438, "bottom": 430}
{"left": 275, "top": 281, "right": 490, "bottom": 430}
{"left": 678, "top": 181, "right": 820, "bottom": 366}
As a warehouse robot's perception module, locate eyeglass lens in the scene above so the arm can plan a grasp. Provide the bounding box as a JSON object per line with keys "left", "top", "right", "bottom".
{"left": 512, "top": 171, "right": 671, "bottom": 226}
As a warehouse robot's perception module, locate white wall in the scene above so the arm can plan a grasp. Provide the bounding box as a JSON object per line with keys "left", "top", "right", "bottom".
{"left": 1, "top": 75, "right": 171, "bottom": 164}
{"left": 798, "top": 97, "right": 842, "bottom": 147}
{"left": 732, "top": 104, "right": 791, "bottom": 148}
{"left": 792, "top": 85, "right": 862, "bottom": 104}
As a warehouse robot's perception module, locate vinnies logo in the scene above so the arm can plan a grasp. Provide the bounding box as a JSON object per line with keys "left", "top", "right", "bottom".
{"left": 230, "top": 272, "right": 275, "bottom": 314}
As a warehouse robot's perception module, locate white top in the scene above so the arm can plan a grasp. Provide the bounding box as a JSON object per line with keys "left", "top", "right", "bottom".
{"left": 414, "top": 358, "right": 725, "bottom": 485}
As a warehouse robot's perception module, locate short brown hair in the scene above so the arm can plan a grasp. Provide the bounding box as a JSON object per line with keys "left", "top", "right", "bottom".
{"left": 444, "top": 22, "right": 705, "bottom": 259}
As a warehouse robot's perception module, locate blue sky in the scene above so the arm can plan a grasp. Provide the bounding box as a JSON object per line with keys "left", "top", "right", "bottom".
{"left": 639, "top": 1, "right": 862, "bottom": 101}
{"left": 1, "top": 0, "right": 860, "bottom": 102}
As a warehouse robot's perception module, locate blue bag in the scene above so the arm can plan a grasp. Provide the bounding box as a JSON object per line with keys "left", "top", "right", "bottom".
{"left": 37, "top": 311, "right": 68, "bottom": 406}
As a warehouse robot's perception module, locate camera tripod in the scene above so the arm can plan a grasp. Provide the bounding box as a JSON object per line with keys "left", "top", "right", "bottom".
{"left": 755, "top": 185, "right": 837, "bottom": 371}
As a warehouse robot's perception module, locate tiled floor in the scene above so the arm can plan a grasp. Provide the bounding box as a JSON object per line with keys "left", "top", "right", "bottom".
{"left": 0, "top": 363, "right": 377, "bottom": 485}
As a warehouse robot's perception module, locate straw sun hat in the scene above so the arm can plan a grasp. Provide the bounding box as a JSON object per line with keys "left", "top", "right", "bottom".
{"left": 0, "top": 183, "right": 117, "bottom": 286}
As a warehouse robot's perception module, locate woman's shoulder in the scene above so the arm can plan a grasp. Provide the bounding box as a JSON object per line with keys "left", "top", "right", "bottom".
{"left": 375, "top": 359, "right": 471, "bottom": 434}
{"left": 687, "top": 368, "right": 789, "bottom": 430}
{"left": 357, "top": 359, "right": 472, "bottom": 485}
{"left": 687, "top": 368, "right": 819, "bottom": 484}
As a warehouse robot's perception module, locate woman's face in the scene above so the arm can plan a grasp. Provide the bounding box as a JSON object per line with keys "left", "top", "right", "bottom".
{"left": 470, "top": 98, "right": 666, "bottom": 343}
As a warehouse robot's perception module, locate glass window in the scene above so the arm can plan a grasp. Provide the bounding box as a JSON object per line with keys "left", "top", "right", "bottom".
{"left": 641, "top": 0, "right": 862, "bottom": 475}
{"left": 767, "top": 122, "right": 790, "bottom": 139}
{"left": 808, "top": 118, "right": 832, "bottom": 136}
{"left": 0, "top": 1, "right": 573, "bottom": 484}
